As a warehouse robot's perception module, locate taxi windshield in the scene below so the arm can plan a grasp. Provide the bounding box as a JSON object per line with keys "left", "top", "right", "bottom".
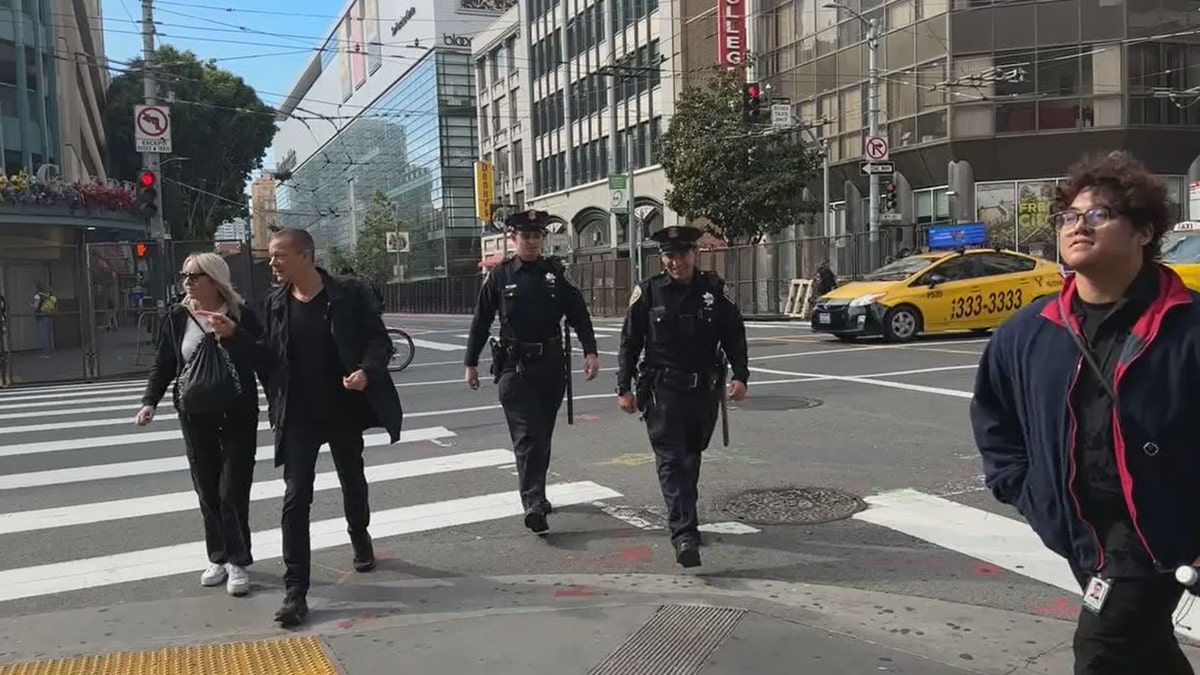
{"left": 1160, "top": 232, "right": 1200, "bottom": 264}
{"left": 862, "top": 255, "right": 940, "bottom": 281}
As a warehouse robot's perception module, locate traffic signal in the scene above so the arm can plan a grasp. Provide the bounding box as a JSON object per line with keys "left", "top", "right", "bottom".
{"left": 136, "top": 169, "right": 158, "bottom": 220}
{"left": 883, "top": 181, "right": 898, "bottom": 212}
{"left": 742, "top": 82, "right": 765, "bottom": 124}
{"left": 135, "top": 241, "right": 148, "bottom": 258}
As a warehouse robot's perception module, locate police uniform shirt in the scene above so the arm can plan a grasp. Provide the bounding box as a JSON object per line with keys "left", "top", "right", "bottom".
{"left": 464, "top": 256, "right": 598, "bottom": 367}
{"left": 617, "top": 271, "right": 750, "bottom": 392}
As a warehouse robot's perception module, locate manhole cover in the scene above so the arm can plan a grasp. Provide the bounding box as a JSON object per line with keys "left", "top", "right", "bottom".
{"left": 732, "top": 395, "right": 822, "bottom": 412}
{"left": 720, "top": 487, "right": 866, "bottom": 525}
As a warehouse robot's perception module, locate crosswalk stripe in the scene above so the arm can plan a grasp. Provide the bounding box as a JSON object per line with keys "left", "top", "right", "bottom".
{"left": 855, "top": 488, "right": 1200, "bottom": 640}
{"left": 0, "top": 421, "right": 271, "bottom": 458}
{"left": 0, "top": 379, "right": 144, "bottom": 398}
{"left": 0, "top": 391, "right": 266, "bottom": 412}
{"left": 0, "top": 481, "right": 621, "bottom": 603}
{"left": 0, "top": 449, "right": 514, "bottom": 535}
{"left": 410, "top": 338, "right": 464, "bottom": 352}
{"left": 0, "top": 426, "right": 456, "bottom": 488}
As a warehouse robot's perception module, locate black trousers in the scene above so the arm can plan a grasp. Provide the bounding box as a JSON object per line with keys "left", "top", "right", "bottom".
{"left": 643, "top": 383, "right": 720, "bottom": 544}
{"left": 279, "top": 419, "right": 370, "bottom": 596}
{"left": 178, "top": 409, "right": 258, "bottom": 568}
{"left": 497, "top": 353, "right": 565, "bottom": 512}
{"left": 1069, "top": 564, "right": 1194, "bottom": 674}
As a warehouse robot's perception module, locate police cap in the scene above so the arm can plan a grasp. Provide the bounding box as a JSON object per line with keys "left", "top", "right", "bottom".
{"left": 650, "top": 225, "right": 704, "bottom": 253}
{"left": 505, "top": 209, "right": 551, "bottom": 232}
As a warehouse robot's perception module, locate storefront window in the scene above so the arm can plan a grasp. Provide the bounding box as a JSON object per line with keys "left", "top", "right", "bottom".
{"left": 976, "top": 181, "right": 1015, "bottom": 246}
{"left": 1016, "top": 180, "right": 1055, "bottom": 252}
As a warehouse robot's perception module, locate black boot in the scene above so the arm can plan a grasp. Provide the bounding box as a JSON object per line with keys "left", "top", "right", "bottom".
{"left": 274, "top": 591, "right": 308, "bottom": 628}
{"left": 523, "top": 502, "right": 550, "bottom": 534}
{"left": 674, "top": 538, "right": 701, "bottom": 568}
{"left": 350, "top": 531, "right": 376, "bottom": 572}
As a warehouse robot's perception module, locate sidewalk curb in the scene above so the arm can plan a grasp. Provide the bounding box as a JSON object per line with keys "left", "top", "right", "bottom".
{"left": 0, "top": 573, "right": 1105, "bottom": 674}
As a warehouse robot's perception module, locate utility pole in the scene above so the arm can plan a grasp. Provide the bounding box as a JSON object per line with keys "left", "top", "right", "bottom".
{"left": 865, "top": 16, "right": 881, "bottom": 271}
{"left": 141, "top": 0, "right": 168, "bottom": 302}
{"left": 626, "top": 133, "right": 641, "bottom": 282}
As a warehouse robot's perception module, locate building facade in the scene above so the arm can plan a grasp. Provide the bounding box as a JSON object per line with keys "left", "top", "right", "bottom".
{"left": 471, "top": 0, "right": 680, "bottom": 267}
{"left": 52, "top": 0, "right": 106, "bottom": 182}
{"left": 272, "top": 0, "right": 513, "bottom": 281}
{"left": 753, "top": 0, "right": 1200, "bottom": 261}
{"left": 249, "top": 175, "right": 277, "bottom": 257}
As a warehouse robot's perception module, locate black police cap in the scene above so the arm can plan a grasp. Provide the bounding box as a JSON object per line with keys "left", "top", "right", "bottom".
{"left": 505, "top": 209, "right": 551, "bottom": 232}
{"left": 650, "top": 225, "right": 704, "bottom": 253}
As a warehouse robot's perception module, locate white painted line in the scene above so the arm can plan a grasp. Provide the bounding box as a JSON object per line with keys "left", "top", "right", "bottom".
{"left": 0, "top": 385, "right": 156, "bottom": 403}
{"left": 749, "top": 366, "right": 972, "bottom": 399}
{"left": 855, "top": 488, "right": 1200, "bottom": 641}
{"left": 0, "top": 422, "right": 269, "bottom": 457}
{"left": 410, "top": 338, "right": 464, "bottom": 352}
{"left": 0, "top": 426, "right": 456, "bottom": 490}
{"left": 0, "top": 380, "right": 144, "bottom": 398}
{"left": 747, "top": 337, "right": 990, "bottom": 362}
{"left": 743, "top": 321, "right": 811, "bottom": 330}
{"left": 0, "top": 481, "right": 622, "bottom": 603}
{"left": 593, "top": 502, "right": 661, "bottom": 530}
{"left": 0, "top": 389, "right": 265, "bottom": 412}
{"left": 0, "top": 449, "right": 514, "bottom": 535}
{"left": 699, "top": 521, "right": 762, "bottom": 535}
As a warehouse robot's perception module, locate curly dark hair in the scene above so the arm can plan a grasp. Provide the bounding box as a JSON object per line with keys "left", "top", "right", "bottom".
{"left": 1053, "top": 151, "right": 1173, "bottom": 262}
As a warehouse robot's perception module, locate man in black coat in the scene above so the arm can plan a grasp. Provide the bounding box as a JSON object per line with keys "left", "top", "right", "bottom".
{"left": 257, "top": 228, "right": 403, "bottom": 628}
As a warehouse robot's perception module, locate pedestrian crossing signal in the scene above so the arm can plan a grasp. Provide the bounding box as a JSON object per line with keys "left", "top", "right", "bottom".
{"left": 135, "top": 241, "right": 148, "bottom": 257}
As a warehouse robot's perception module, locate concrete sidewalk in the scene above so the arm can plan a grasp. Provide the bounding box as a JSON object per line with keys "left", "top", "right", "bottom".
{"left": 2, "top": 573, "right": 1180, "bottom": 674}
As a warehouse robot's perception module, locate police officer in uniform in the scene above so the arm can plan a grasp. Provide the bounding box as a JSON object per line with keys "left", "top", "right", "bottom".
{"left": 464, "top": 209, "right": 600, "bottom": 533}
{"left": 616, "top": 225, "right": 749, "bottom": 568}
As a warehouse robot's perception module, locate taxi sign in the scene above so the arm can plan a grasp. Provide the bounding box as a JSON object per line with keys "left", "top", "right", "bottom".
{"left": 1172, "top": 221, "right": 1200, "bottom": 232}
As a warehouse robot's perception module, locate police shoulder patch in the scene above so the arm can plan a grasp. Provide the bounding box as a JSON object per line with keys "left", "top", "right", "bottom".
{"left": 628, "top": 284, "right": 643, "bottom": 307}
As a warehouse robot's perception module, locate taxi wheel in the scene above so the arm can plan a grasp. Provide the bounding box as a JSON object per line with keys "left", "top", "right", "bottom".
{"left": 882, "top": 305, "right": 922, "bottom": 343}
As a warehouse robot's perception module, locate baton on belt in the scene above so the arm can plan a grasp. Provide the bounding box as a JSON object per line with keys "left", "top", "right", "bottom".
{"left": 564, "top": 321, "right": 574, "bottom": 425}
{"left": 720, "top": 383, "right": 730, "bottom": 447}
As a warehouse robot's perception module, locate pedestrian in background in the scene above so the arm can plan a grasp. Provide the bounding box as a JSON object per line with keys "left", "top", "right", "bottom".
{"left": 972, "top": 151, "right": 1199, "bottom": 674}
{"left": 463, "top": 209, "right": 599, "bottom": 534}
{"left": 616, "top": 225, "right": 749, "bottom": 568}
{"left": 137, "top": 252, "right": 263, "bottom": 598}
{"left": 260, "top": 228, "right": 403, "bottom": 628}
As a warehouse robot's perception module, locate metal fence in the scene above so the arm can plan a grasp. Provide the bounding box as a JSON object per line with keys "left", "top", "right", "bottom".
{"left": 382, "top": 276, "right": 481, "bottom": 314}
{"left": 0, "top": 239, "right": 270, "bottom": 387}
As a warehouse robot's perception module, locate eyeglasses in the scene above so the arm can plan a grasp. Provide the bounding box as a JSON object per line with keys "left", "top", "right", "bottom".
{"left": 179, "top": 272, "right": 208, "bottom": 284}
{"left": 1050, "top": 206, "right": 1118, "bottom": 232}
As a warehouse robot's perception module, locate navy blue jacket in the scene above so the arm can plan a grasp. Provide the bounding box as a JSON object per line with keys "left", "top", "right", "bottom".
{"left": 972, "top": 264, "right": 1200, "bottom": 573}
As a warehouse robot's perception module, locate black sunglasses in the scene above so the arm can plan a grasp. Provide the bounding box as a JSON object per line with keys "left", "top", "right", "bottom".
{"left": 179, "top": 272, "right": 208, "bottom": 283}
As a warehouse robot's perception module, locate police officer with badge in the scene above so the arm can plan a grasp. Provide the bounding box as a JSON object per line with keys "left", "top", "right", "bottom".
{"left": 464, "top": 209, "right": 600, "bottom": 534}
{"left": 616, "top": 225, "right": 749, "bottom": 568}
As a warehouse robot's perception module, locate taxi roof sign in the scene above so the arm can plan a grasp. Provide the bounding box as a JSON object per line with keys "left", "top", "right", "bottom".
{"left": 1172, "top": 221, "right": 1200, "bottom": 232}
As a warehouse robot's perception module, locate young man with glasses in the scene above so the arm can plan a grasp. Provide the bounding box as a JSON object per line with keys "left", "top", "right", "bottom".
{"left": 972, "top": 151, "right": 1200, "bottom": 674}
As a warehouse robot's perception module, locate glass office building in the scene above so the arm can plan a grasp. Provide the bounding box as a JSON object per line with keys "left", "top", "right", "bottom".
{"left": 754, "top": 0, "right": 1200, "bottom": 247}
{"left": 0, "top": 0, "right": 62, "bottom": 176}
{"left": 277, "top": 51, "right": 479, "bottom": 280}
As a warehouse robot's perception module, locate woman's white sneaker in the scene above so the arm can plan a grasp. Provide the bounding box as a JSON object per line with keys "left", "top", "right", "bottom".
{"left": 200, "top": 563, "right": 227, "bottom": 587}
{"left": 225, "top": 564, "right": 249, "bottom": 597}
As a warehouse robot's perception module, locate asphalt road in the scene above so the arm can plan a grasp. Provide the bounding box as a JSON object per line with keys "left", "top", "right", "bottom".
{"left": 0, "top": 315, "right": 1100, "bottom": 637}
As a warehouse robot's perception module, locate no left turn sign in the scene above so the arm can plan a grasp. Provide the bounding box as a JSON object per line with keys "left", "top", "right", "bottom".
{"left": 865, "top": 134, "right": 889, "bottom": 162}
{"left": 134, "top": 104, "right": 173, "bottom": 153}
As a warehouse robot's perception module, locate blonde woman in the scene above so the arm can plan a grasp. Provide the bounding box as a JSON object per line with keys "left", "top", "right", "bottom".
{"left": 136, "top": 253, "right": 264, "bottom": 597}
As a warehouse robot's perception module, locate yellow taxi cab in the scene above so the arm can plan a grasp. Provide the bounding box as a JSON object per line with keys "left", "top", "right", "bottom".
{"left": 1161, "top": 221, "right": 1200, "bottom": 292}
{"left": 810, "top": 248, "right": 1064, "bottom": 342}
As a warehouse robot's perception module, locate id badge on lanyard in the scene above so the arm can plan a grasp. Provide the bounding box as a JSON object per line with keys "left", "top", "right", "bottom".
{"left": 1083, "top": 576, "right": 1113, "bottom": 614}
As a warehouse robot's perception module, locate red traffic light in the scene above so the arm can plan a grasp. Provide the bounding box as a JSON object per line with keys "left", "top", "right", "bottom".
{"left": 139, "top": 170, "right": 156, "bottom": 188}
{"left": 748, "top": 84, "right": 760, "bottom": 99}
{"left": 135, "top": 242, "right": 148, "bottom": 257}
{"left": 885, "top": 182, "right": 897, "bottom": 193}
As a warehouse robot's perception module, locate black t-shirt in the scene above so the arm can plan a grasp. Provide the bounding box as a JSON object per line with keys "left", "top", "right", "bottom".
{"left": 287, "top": 289, "right": 350, "bottom": 421}
{"left": 1070, "top": 267, "right": 1159, "bottom": 577}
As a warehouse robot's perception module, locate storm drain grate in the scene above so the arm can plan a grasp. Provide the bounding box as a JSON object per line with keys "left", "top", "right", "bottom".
{"left": 587, "top": 604, "right": 746, "bottom": 675}
{"left": 720, "top": 486, "right": 867, "bottom": 525}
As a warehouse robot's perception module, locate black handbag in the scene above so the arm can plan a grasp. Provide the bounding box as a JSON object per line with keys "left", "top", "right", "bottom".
{"left": 174, "top": 312, "right": 243, "bottom": 415}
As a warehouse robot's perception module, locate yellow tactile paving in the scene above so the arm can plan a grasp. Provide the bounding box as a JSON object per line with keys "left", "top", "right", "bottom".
{"left": 0, "top": 635, "right": 338, "bottom": 675}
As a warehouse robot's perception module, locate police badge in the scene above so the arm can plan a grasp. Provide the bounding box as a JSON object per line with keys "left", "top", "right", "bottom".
{"left": 702, "top": 291, "right": 715, "bottom": 307}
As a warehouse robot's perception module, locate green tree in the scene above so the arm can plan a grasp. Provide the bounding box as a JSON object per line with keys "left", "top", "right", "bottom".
{"left": 659, "top": 66, "right": 823, "bottom": 243}
{"left": 328, "top": 191, "right": 398, "bottom": 286}
{"left": 104, "top": 46, "right": 276, "bottom": 240}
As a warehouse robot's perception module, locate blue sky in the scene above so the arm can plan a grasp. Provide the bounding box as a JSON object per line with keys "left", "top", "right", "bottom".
{"left": 101, "top": 0, "right": 342, "bottom": 168}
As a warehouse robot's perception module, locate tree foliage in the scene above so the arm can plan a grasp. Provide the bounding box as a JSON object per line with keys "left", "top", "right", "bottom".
{"left": 659, "top": 67, "right": 823, "bottom": 243}
{"left": 104, "top": 46, "right": 276, "bottom": 240}
{"left": 328, "top": 191, "right": 398, "bottom": 286}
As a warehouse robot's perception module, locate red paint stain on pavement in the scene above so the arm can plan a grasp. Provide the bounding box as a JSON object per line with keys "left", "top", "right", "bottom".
{"left": 614, "top": 545, "right": 652, "bottom": 564}
{"left": 554, "top": 584, "right": 598, "bottom": 597}
{"left": 971, "top": 562, "right": 1004, "bottom": 578}
{"left": 1030, "top": 596, "right": 1077, "bottom": 619}
{"left": 576, "top": 414, "right": 601, "bottom": 422}
{"left": 336, "top": 612, "right": 378, "bottom": 629}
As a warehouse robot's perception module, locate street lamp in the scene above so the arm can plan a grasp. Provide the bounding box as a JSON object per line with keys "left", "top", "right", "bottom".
{"left": 824, "top": 1, "right": 881, "bottom": 270}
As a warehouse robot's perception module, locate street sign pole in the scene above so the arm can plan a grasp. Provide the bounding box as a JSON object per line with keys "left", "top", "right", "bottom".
{"left": 866, "top": 17, "right": 881, "bottom": 271}
{"left": 141, "top": 0, "right": 168, "bottom": 304}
